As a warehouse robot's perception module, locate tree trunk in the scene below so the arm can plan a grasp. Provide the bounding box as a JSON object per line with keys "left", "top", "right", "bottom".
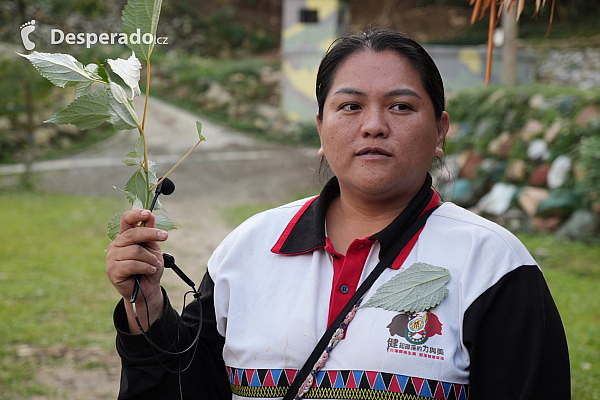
{"left": 501, "top": 4, "right": 519, "bottom": 87}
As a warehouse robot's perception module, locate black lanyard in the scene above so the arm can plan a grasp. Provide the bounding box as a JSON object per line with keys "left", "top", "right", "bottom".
{"left": 283, "top": 194, "right": 438, "bottom": 400}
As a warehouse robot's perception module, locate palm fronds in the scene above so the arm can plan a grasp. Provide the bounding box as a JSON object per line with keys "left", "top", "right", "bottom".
{"left": 469, "top": 0, "right": 555, "bottom": 84}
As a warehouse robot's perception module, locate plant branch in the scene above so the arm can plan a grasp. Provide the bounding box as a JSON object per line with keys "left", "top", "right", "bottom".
{"left": 142, "top": 58, "right": 151, "bottom": 132}
{"left": 150, "top": 138, "right": 204, "bottom": 192}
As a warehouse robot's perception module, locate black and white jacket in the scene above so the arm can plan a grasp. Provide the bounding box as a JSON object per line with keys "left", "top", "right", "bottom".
{"left": 115, "top": 177, "right": 570, "bottom": 400}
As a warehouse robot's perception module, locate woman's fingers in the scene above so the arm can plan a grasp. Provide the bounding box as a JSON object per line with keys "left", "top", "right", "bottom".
{"left": 120, "top": 209, "right": 155, "bottom": 233}
{"left": 106, "top": 209, "right": 168, "bottom": 299}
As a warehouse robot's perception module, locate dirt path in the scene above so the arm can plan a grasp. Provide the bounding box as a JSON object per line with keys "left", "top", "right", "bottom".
{"left": 21, "top": 96, "right": 320, "bottom": 399}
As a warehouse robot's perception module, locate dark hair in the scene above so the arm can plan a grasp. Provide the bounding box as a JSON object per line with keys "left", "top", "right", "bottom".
{"left": 316, "top": 28, "right": 445, "bottom": 122}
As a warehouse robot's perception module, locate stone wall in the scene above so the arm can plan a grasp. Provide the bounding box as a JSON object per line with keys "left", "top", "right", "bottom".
{"left": 437, "top": 87, "right": 600, "bottom": 241}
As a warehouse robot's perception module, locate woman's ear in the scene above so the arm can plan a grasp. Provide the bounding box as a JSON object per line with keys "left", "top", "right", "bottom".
{"left": 435, "top": 111, "right": 449, "bottom": 157}
{"left": 316, "top": 113, "right": 325, "bottom": 157}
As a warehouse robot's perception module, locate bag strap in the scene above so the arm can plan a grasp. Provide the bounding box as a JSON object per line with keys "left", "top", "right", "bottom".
{"left": 283, "top": 202, "right": 439, "bottom": 400}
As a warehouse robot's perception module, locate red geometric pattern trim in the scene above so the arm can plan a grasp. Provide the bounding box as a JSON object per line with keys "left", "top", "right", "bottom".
{"left": 226, "top": 367, "right": 470, "bottom": 399}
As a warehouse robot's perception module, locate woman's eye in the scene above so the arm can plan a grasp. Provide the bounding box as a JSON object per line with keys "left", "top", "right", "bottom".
{"left": 341, "top": 104, "right": 360, "bottom": 111}
{"left": 391, "top": 103, "right": 411, "bottom": 111}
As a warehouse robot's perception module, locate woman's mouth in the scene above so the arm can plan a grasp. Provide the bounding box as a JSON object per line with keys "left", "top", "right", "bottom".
{"left": 356, "top": 147, "right": 392, "bottom": 158}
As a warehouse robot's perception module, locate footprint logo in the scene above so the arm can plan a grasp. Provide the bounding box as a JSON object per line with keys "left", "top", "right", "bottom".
{"left": 20, "top": 20, "right": 36, "bottom": 51}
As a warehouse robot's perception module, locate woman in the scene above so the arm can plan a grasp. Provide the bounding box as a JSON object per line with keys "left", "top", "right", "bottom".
{"left": 106, "top": 28, "right": 570, "bottom": 399}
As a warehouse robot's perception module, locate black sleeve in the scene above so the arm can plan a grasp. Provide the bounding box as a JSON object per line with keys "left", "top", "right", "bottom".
{"left": 114, "top": 272, "right": 231, "bottom": 400}
{"left": 463, "top": 265, "right": 570, "bottom": 399}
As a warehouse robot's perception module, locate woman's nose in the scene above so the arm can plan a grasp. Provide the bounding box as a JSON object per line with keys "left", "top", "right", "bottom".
{"left": 361, "top": 107, "right": 389, "bottom": 138}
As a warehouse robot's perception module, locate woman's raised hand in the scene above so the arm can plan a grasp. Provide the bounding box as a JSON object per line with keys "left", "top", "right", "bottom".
{"left": 106, "top": 209, "right": 168, "bottom": 331}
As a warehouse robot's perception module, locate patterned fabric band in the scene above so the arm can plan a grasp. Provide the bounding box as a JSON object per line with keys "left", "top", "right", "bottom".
{"left": 227, "top": 367, "right": 471, "bottom": 400}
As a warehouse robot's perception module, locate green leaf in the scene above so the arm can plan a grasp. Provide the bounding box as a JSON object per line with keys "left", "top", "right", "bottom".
{"left": 107, "top": 51, "right": 141, "bottom": 98}
{"left": 134, "top": 136, "right": 145, "bottom": 159}
{"left": 360, "top": 262, "right": 450, "bottom": 314}
{"left": 122, "top": 0, "right": 163, "bottom": 60}
{"left": 125, "top": 169, "right": 148, "bottom": 206}
{"left": 122, "top": 158, "right": 139, "bottom": 167}
{"left": 74, "top": 64, "right": 100, "bottom": 98}
{"left": 107, "top": 82, "right": 139, "bottom": 130}
{"left": 107, "top": 212, "right": 124, "bottom": 240}
{"left": 154, "top": 214, "right": 176, "bottom": 232}
{"left": 95, "top": 61, "right": 109, "bottom": 82}
{"left": 45, "top": 92, "right": 110, "bottom": 130}
{"left": 196, "top": 121, "right": 205, "bottom": 141}
{"left": 19, "top": 52, "right": 99, "bottom": 88}
{"left": 132, "top": 197, "right": 144, "bottom": 210}
{"left": 126, "top": 151, "right": 138, "bottom": 158}
{"left": 112, "top": 186, "right": 137, "bottom": 204}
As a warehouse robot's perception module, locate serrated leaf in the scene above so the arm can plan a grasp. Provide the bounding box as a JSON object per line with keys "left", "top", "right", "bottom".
{"left": 18, "top": 52, "right": 98, "bottom": 88}
{"left": 132, "top": 197, "right": 144, "bottom": 210}
{"left": 125, "top": 169, "right": 148, "bottom": 206}
{"left": 107, "top": 82, "right": 139, "bottom": 130}
{"left": 154, "top": 214, "right": 176, "bottom": 232}
{"left": 107, "top": 51, "right": 141, "bottom": 99}
{"left": 122, "top": 158, "right": 140, "bottom": 166}
{"left": 112, "top": 185, "right": 138, "bottom": 204}
{"left": 74, "top": 64, "right": 101, "bottom": 98}
{"left": 74, "top": 82, "right": 92, "bottom": 99}
{"left": 45, "top": 92, "right": 110, "bottom": 130}
{"left": 196, "top": 121, "right": 205, "bottom": 141}
{"left": 126, "top": 151, "right": 138, "bottom": 158}
{"left": 361, "top": 262, "right": 450, "bottom": 314}
{"left": 134, "top": 136, "right": 145, "bottom": 159}
{"left": 107, "top": 212, "right": 124, "bottom": 240}
{"left": 122, "top": 0, "right": 163, "bottom": 60}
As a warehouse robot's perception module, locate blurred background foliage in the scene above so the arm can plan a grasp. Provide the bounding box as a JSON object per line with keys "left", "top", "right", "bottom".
{"left": 0, "top": 0, "right": 599, "bottom": 166}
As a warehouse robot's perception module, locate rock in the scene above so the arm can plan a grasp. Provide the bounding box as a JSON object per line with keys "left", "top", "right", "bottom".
{"left": 255, "top": 104, "right": 281, "bottom": 121}
{"left": 575, "top": 105, "right": 599, "bottom": 126}
{"left": 58, "top": 124, "right": 80, "bottom": 136}
{"left": 555, "top": 209, "right": 600, "bottom": 240}
{"left": 531, "top": 216, "right": 563, "bottom": 232}
{"left": 506, "top": 160, "right": 527, "bottom": 182}
{"left": 444, "top": 178, "right": 473, "bottom": 205}
{"left": 260, "top": 66, "right": 282, "bottom": 86}
{"left": 201, "top": 82, "right": 233, "bottom": 109}
{"left": 527, "top": 139, "right": 550, "bottom": 162}
{"left": 556, "top": 95, "right": 578, "bottom": 117}
{"left": 500, "top": 209, "right": 530, "bottom": 232}
{"left": 33, "top": 127, "right": 57, "bottom": 146}
{"left": 459, "top": 152, "right": 482, "bottom": 180}
{"left": 520, "top": 119, "right": 543, "bottom": 141}
{"left": 518, "top": 187, "right": 550, "bottom": 217}
{"left": 529, "top": 164, "right": 551, "bottom": 186}
{"left": 547, "top": 155, "right": 572, "bottom": 189}
{"left": 0, "top": 116, "right": 12, "bottom": 131}
{"left": 529, "top": 94, "right": 547, "bottom": 110}
{"left": 487, "top": 132, "right": 512, "bottom": 158}
{"left": 544, "top": 120, "right": 563, "bottom": 143}
{"left": 480, "top": 158, "right": 506, "bottom": 182}
{"left": 475, "top": 182, "right": 518, "bottom": 216}
{"left": 536, "top": 189, "right": 578, "bottom": 218}
{"left": 59, "top": 137, "right": 72, "bottom": 150}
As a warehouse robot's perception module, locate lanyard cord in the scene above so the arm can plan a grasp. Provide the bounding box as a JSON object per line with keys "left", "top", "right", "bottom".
{"left": 284, "top": 193, "right": 438, "bottom": 400}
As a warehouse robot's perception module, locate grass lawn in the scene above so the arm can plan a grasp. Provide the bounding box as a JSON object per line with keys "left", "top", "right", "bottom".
{"left": 0, "top": 191, "right": 125, "bottom": 398}
{"left": 0, "top": 192, "right": 598, "bottom": 398}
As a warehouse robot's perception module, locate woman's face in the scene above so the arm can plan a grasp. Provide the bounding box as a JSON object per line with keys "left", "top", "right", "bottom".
{"left": 317, "top": 49, "right": 448, "bottom": 203}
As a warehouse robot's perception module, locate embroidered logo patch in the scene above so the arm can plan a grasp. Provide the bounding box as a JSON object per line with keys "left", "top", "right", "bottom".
{"left": 361, "top": 262, "right": 450, "bottom": 314}
{"left": 387, "top": 311, "right": 443, "bottom": 345}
